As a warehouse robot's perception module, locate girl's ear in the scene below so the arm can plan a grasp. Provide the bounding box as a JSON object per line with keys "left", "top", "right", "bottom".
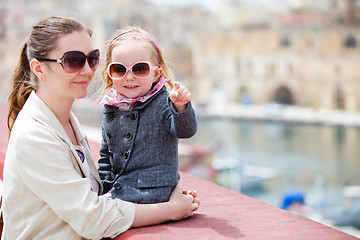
{"left": 30, "top": 59, "right": 45, "bottom": 80}
{"left": 154, "top": 67, "right": 163, "bottom": 82}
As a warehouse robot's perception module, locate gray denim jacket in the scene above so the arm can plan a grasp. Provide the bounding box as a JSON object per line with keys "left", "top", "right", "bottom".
{"left": 98, "top": 86, "right": 197, "bottom": 203}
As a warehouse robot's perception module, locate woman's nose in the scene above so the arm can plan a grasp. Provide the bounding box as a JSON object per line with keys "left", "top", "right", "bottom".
{"left": 79, "top": 60, "right": 94, "bottom": 74}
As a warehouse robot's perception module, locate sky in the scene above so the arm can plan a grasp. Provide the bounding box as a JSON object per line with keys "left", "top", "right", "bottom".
{"left": 148, "top": 0, "right": 218, "bottom": 11}
{"left": 147, "top": 0, "right": 296, "bottom": 12}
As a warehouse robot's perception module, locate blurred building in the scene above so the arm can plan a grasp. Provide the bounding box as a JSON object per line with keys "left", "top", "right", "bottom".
{"left": 193, "top": 0, "right": 360, "bottom": 111}
{"left": 0, "top": 0, "right": 212, "bottom": 101}
{"left": 1, "top": 0, "right": 360, "bottom": 111}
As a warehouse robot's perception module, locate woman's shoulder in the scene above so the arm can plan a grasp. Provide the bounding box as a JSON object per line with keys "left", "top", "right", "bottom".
{"left": 7, "top": 113, "right": 70, "bottom": 168}
{"left": 10, "top": 111, "right": 62, "bottom": 147}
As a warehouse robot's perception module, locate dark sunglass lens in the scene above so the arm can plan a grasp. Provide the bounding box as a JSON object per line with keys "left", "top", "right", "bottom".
{"left": 109, "top": 64, "right": 127, "bottom": 78}
{"left": 132, "top": 62, "right": 150, "bottom": 77}
{"left": 63, "top": 51, "right": 86, "bottom": 73}
{"left": 88, "top": 50, "right": 100, "bottom": 71}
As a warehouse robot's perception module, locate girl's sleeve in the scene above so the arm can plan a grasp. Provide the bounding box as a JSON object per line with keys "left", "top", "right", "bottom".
{"left": 16, "top": 126, "right": 135, "bottom": 239}
{"left": 167, "top": 98, "right": 197, "bottom": 138}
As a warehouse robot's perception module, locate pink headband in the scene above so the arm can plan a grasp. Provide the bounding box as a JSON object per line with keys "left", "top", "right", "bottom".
{"left": 112, "top": 32, "right": 162, "bottom": 61}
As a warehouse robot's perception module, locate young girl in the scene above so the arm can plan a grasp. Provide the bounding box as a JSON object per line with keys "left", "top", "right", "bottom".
{"left": 98, "top": 27, "right": 197, "bottom": 204}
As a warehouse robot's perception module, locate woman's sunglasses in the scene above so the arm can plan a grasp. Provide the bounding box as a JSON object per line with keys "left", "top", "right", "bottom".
{"left": 107, "top": 61, "right": 158, "bottom": 80}
{"left": 37, "top": 49, "right": 100, "bottom": 73}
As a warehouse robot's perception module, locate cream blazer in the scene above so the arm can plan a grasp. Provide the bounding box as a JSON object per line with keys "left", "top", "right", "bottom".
{"left": 2, "top": 92, "right": 135, "bottom": 240}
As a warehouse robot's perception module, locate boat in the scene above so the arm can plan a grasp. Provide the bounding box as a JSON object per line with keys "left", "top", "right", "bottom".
{"left": 211, "top": 157, "right": 279, "bottom": 192}
{"left": 322, "top": 186, "right": 360, "bottom": 229}
{"left": 178, "top": 140, "right": 219, "bottom": 179}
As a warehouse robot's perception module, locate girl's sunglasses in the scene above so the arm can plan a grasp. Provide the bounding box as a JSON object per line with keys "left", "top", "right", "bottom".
{"left": 37, "top": 49, "right": 100, "bottom": 73}
{"left": 107, "top": 61, "right": 158, "bottom": 79}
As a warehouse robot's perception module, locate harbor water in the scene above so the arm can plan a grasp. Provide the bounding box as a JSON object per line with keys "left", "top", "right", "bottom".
{"left": 186, "top": 117, "right": 360, "bottom": 210}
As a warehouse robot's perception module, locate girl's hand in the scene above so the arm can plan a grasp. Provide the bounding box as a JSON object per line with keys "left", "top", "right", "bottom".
{"left": 169, "top": 82, "right": 191, "bottom": 112}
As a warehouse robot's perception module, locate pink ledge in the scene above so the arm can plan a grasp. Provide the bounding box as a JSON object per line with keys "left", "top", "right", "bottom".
{"left": 112, "top": 170, "right": 358, "bottom": 240}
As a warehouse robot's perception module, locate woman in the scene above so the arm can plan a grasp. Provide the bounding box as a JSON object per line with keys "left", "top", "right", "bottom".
{"left": 3, "top": 16, "right": 199, "bottom": 239}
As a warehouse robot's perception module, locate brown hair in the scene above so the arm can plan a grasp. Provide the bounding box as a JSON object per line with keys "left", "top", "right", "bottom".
{"left": 102, "top": 27, "right": 174, "bottom": 93}
{"left": 7, "top": 16, "right": 92, "bottom": 133}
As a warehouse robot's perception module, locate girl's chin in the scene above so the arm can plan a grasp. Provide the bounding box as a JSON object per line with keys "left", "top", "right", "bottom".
{"left": 121, "top": 92, "right": 140, "bottom": 99}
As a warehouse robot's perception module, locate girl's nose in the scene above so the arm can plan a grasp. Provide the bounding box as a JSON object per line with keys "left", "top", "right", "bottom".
{"left": 124, "top": 70, "right": 135, "bottom": 80}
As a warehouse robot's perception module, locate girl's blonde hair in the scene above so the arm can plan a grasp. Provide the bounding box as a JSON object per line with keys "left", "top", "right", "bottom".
{"left": 102, "top": 27, "right": 174, "bottom": 94}
{"left": 7, "top": 16, "right": 92, "bottom": 134}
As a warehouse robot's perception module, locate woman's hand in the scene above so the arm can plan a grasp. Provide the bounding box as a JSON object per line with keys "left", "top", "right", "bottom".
{"left": 168, "top": 181, "right": 200, "bottom": 221}
{"left": 131, "top": 181, "right": 200, "bottom": 227}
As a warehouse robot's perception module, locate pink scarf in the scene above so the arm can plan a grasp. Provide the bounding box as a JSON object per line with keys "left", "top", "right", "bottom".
{"left": 98, "top": 77, "right": 170, "bottom": 110}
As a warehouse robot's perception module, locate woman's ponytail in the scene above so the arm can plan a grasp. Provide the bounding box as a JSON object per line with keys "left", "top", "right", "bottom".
{"left": 7, "top": 43, "right": 35, "bottom": 133}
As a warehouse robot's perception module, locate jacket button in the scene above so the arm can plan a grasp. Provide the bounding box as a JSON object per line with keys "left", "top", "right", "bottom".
{"left": 123, "top": 151, "right": 129, "bottom": 159}
{"left": 130, "top": 112, "right": 137, "bottom": 120}
{"left": 114, "top": 182, "right": 122, "bottom": 190}
{"left": 125, "top": 133, "right": 133, "bottom": 141}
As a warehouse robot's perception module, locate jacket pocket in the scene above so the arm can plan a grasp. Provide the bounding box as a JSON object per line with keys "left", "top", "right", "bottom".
{"left": 137, "top": 169, "right": 177, "bottom": 188}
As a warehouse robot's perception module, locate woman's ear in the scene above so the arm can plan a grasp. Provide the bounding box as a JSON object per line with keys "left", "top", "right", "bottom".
{"left": 154, "top": 67, "right": 163, "bottom": 82}
{"left": 30, "top": 59, "right": 45, "bottom": 80}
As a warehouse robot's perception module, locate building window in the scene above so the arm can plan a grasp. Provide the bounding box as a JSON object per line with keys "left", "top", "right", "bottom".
{"left": 238, "top": 86, "right": 252, "bottom": 105}
{"left": 334, "top": 65, "right": 342, "bottom": 76}
{"left": 288, "top": 64, "right": 294, "bottom": 77}
{"left": 306, "top": 38, "right": 314, "bottom": 49}
{"left": 247, "top": 61, "right": 253, "bottom": 76}
{"left": 344, "top": 35, "right": 356, "bottom": 48}
{"left": 335, "top": 87, "right": 345, "bottom": 110}
{"left": 274, "top": 86, "right": 293, "bottom": 105}
{"left": 236, "top": 58, "right": 241, "bottom": 75}
{"left": 281, "top": 36, "right": 291, "bottom": 47}
{"left": 268, "top": 63, "right": 275, "bottom": 77}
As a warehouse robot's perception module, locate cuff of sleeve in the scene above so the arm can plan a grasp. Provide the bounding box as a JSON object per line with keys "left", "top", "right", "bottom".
{"left": 168, "top": 97, "right": 192, "bottom": 115}
{"left": 104, "top": 200, "right": 136, "bottom": 238}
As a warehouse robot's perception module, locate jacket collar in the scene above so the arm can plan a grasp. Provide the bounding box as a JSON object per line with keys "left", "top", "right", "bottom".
{"left": 23, "top": 91, "right": 103, "bottom": 194}
{"left": 103, "top": 86, "right": 167, "bottom": 112}
{"left": 23, "top": 91, "right": 86, "bottom": 145}
{"left": 133, "top": 86, "right": 167, "bottom": 110}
